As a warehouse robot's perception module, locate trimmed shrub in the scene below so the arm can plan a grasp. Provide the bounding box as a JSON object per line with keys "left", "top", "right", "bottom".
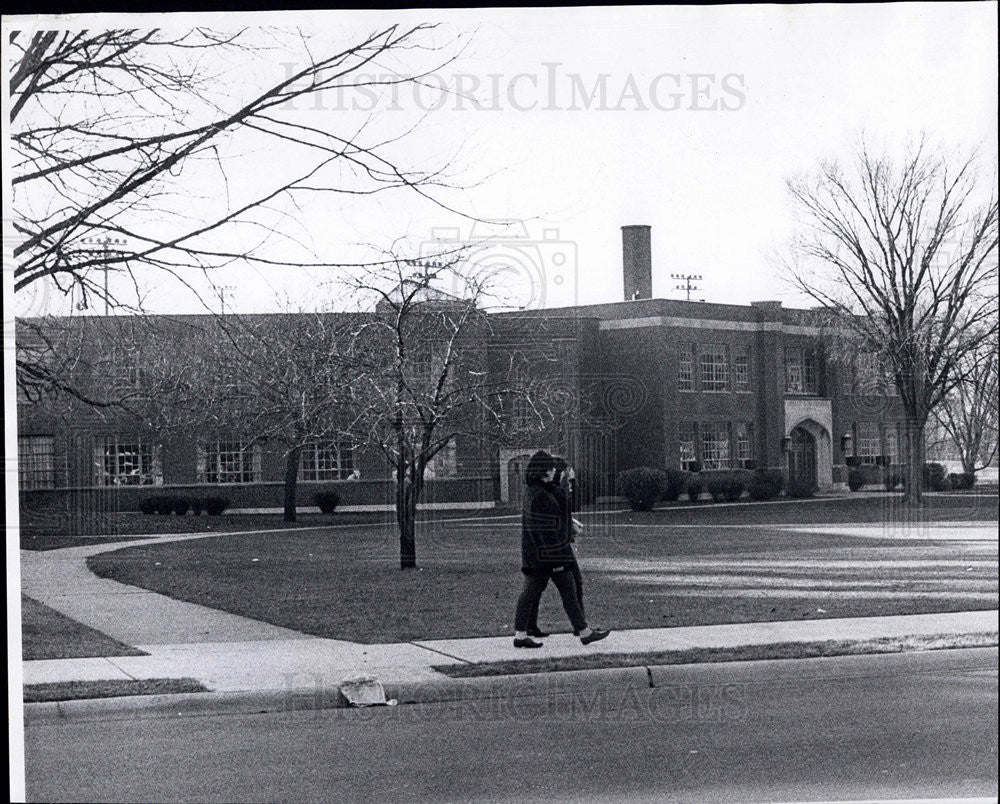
{"left": 923, "top": 462, "right": 949, "bottom": 492}
{"left": 203, "top": 496, "right": 230, "bottom": 516}
{"left": 138, "top": 497, "right": 157, "bottom": 515}
{"left": 949, "top": 472, "right": 976, "bottom": 490}
{"left": 618, "top": 467, "right": 668, "bottom": 511}
{"left": 172, "top": 497, "right": 191, "bottom": 516}
{"left": 153, "top": 495, "right": 178, "bottom": 515}
{"left": 847, "top": 469, "right": 866, "bottom": 492}
{"left": 884, "top": 472, "right": 903, "bottom": 492}
{"left": 189, "top": 498, "right": 205, "bottom": 516}
{"left": 662, "top": 469, "right": 690, "bottom": 502}
{"left": 747, "top": 468, "right": 784, "bottom": 501}
{"left": 702, "top": 470, "right": 749, "bottom": 503}
{"left": 686, "top": 476, "right": 705, "bottom": 503}
{"left": 314, "top": 490, "right": 341, "bottom": 515}
{"left": 787, "top": 477, "right": 817, "bottom": 499}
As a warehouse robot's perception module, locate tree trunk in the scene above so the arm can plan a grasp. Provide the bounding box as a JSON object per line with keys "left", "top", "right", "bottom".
{"left": 397, "top": 478, "right": 419, "bottom": 569}
{"left": 901, "top": 418, "right": 926, "bottom": 504}
{"left": 283, "top": 445, "right": 302, "bottom": 523}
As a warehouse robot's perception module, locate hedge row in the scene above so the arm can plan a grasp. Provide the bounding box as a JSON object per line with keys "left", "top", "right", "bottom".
{"left": 616, "top": 467, "right": 789, "bottom": 511}
{"left": 848, "top": 463, "right": 978, "bottom": 493}
{"left": 140, "top": 490, "right": 343, "bottom": 515}
{"left": 139, "top": 495, "right": 230, "bottom": 516}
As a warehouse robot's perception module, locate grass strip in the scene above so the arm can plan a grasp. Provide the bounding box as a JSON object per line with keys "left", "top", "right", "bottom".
{"left": 433, "top": 632, "right": 999, "bottom": 678}
{"left": 24, "top": 677, "right": 208, "bottom": 703}
{"left": 21, "top": 596, "right": 148, "bottom": 660}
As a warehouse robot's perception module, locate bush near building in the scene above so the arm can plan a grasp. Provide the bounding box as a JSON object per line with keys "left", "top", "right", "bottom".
{"left": 949, "top": 472, "right": 976, "bottom": 490}
{"left": 747, "top": 468, "right": 784, "bottom": 501}
{"left": 617, "top": 467, "right": 668, "bottom": 511}
{"left": 662, "top": 469, "right": 691, "bottom": 502}
{"left": 139, "top": 495, "right": 230, "bottom": 515}
{"left": 702, "top": 469, "right": 752, "bottom": 502}
{"left": 922, "top": 462, "right": 950, "bottom": 492}
{"left": 313, "top": 490, "right": 341, "bottom": 514}
{"left": 686, "top": 474, "right": 705, "bottom": 503}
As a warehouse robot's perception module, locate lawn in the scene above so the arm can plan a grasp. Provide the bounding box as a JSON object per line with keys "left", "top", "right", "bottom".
{"left": 24, "top": 678, "right": 206, "bottom": 703}
{"left": 21, "top": 596, "right": 147, "bottom": 660}
{"left": 86, "top": 493, "right": 999, "bottom": 644}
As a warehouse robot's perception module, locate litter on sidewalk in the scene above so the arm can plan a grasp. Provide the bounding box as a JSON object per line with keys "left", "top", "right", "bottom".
{"left": 338, "top": 674, "right": 397, "bottom": 707}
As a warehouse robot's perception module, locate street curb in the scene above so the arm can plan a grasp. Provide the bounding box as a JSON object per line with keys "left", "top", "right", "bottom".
{"left": 24, "top": 646, "right": 999, "bottom": 723}
{"left": 24, "top": 665, "right": 652, "bottom": 722}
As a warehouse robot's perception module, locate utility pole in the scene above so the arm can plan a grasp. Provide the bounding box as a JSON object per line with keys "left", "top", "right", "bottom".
{"left": 671, "top": 273, "right": 703, "bottom": 302}
{"left": 79, "top": 236, "right": 129, "bottom": 314}
{"left": 217, "top": 284, "right": 236, "bottom": 314}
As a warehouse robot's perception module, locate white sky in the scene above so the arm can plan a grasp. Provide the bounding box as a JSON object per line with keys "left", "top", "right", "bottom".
{"left": 4, "top": 2, "right": 998, "bottom": 316}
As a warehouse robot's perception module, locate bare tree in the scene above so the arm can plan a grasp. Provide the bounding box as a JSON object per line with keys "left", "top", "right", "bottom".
{"left": 343, "top": 256, "right": 542, "bottom": 569}
{"left": 9, "top": 25, "right": 468, "bottom": 403}
{"left": 932, "top": 335, "right": 999, "bottom": 476}
{"left": 782, "top": 137, "right": 998, "bottom": 501}
{"left": 139, "top": 312, "right": 361, "bottom": 522}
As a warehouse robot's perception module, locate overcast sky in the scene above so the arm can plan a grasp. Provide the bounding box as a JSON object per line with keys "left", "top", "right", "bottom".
{"left": 5, "top": 3, "right": 998, "bottom": 316}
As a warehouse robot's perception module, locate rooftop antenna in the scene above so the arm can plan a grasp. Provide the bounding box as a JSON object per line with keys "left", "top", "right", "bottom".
{"left": 671, "top": 273, "right": 703, "bottom": 302}
{"left": 78, "top": 236, "right": 130, "bottom": 314}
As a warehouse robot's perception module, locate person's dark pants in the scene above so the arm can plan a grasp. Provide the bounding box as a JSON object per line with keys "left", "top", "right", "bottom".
{"left": 527, "top": 560, "right": 584, "bottom": 630}
{"left": 516, "top": 565, "right": 586, "bottom": 634}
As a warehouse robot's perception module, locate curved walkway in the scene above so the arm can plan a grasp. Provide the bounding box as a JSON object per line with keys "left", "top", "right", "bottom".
{"left": 19, "top": 528, "right": 1000, "bottom": 697}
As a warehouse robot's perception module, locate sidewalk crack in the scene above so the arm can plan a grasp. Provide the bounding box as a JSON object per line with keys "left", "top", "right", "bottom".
{"left": 104, "top": 657, "right": 140, "bottom": 680}
{"left": 410, "top": 642, "right": 473, "bottom": 664}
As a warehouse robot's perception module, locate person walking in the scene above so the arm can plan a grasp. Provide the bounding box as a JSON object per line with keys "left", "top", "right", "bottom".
{"left": 513, "top": 450, "right": 609, "bottom": 649}
{"left": 526, "top": 456, "right": 585, "bottom": 636}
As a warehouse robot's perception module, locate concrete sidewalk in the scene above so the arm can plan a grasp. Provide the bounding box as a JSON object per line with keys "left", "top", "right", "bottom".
{"left": 19, "top": 528, "right": 1000, "bottom": 714}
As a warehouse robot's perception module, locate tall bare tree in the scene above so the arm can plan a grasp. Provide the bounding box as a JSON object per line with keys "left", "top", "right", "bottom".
{"left": 932, "top": 335, "right": 999, "bottom": 476}
{"left": 782, "top": 138, "right": 998, "bottom": 501}
{"left": 9, "top": 25, "right": 468, "bottom": 403}
{"left": 343, "top": 256, "right": 543, "bottom": 569}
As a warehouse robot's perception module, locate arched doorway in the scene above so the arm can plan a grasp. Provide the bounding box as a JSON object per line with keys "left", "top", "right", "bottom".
{"left": 788, "top": 426, "right": 818, "bottom": 488}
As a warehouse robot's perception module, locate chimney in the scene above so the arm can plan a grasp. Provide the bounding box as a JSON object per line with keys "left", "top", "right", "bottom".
{"left": 621, "top": 225, "right": 652, "bottom": 301}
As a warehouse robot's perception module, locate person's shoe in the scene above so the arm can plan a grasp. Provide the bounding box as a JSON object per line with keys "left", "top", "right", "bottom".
{"left": 513, "top": 637, "right": 544, "bottom": 648}
{"left": 526, "top": 628, "right": 550, "bottom": 638}
{"left": 580, "top": 629, "right": 610, "bottom": 645}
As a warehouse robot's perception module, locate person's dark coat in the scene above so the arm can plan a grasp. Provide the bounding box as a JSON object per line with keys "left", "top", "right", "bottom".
{"left": 521, "top": 480, "right": 574, "bottom": 573}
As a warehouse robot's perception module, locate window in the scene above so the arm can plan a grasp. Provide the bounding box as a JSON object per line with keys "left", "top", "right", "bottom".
{"left": 733, "top": 346, "right": 751, "bottom": 392}
{"left": 300, "top": 441, "right": 354, "bottom": 481}
{"left": 884, "top": 424, "right": 899, "bottom": 463}
{"left": 426, "top": 440, "right": 457, "bottom": 479}
{"left": 856, "top": 422, "right": 880, "bottom": 465}
{"left": 198, "top": 440, "right": 261, "bottom": 484}
{"left": 678, "top": 421, "right": 696, "bottom": 469}
{"left": 701, "top": 423, "right": 730, "bottom": 470}
{"left": 785, "top": 347, "right": 818, "bottom": 394}
{"left": 100, "top": 343, "right": 142, "bottom": 390}
{"left": 699, "top": 344, "right": 728, "bottom": 392}
{"left": 19, "top": 436, "right": 55, "bottom": 490}
{"left": 95, "top": 437, "right": 162, "bottom": 486}
{"left": 734, "top": 421, "right": 754, "bottom": 467}
{"left": 853, "top": 352, "right": 897, "bottom": 397}
{"left": 677, "top": 343, "right": 694, "bottom": 391}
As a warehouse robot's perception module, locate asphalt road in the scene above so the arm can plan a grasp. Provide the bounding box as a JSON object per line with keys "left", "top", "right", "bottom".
{"left": 23, "top": 648, "right": 998, "bottom": 803}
